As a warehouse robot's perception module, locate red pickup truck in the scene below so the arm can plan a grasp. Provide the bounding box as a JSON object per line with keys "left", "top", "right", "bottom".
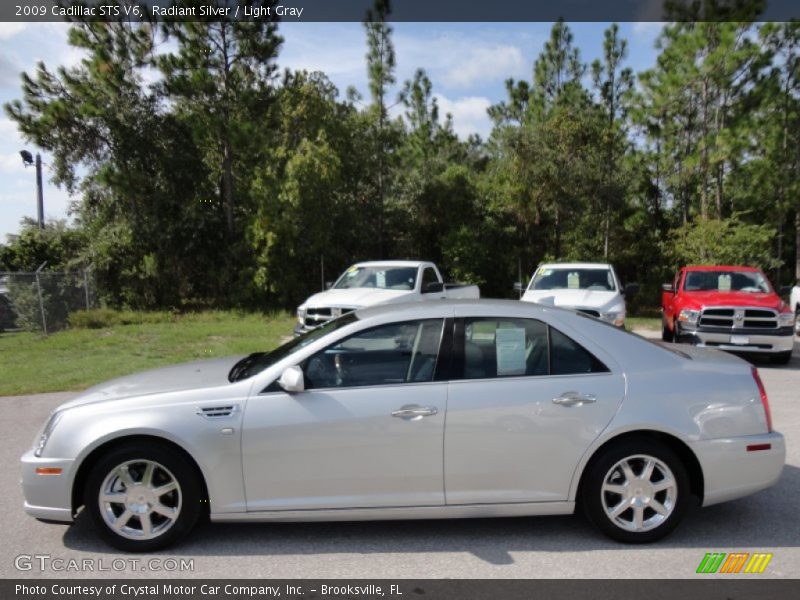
{"left": 661, "top": 265, "right": 794, "bottom": 364}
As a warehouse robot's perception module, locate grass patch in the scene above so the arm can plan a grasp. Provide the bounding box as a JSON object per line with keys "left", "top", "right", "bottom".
{"left": 0, "top": 311, "right": 295, "bottom": 396}
{"left": 626, "top": 317, "right": 661, "bottom": 331}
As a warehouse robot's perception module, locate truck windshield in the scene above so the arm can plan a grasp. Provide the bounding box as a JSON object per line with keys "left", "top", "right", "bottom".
{"left": 531, "top": 268, "right": 615, "bottom": 291}
{"left": 683, "top": 271, "right": 771, "bottom": 293}
{"left": 333, "top": 267, "right": 418, "bottom": 291}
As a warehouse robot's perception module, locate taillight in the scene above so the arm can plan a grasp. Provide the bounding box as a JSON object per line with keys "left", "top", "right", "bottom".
{"left": 751, "top": 367, "right": 772, "bottom": 433}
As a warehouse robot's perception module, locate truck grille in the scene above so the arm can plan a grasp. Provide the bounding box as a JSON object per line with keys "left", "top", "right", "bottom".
{"left": 304, "top": 307, "right": 355, "bottom": 328}
{"left": 698, "top": 307, "right": 778, "bottom": 330}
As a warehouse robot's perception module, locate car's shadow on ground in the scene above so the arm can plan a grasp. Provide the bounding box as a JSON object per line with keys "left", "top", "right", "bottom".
{"left": 60, "top": 465, "right": 800, "bottom": 564}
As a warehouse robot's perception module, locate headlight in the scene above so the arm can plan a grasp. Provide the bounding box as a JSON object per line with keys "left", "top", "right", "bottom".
{"left": 678, "top": 309, "right": 700, "bottom": 324}
{"left": 778, "top": 312, "right": 794, "bottom": 327}
{"left": 601, "top": 311, "right": 625, "bottom": 327}
{"left": 296, "top": 307, "right": 306, "bottom": 325}
{"left": 34, "top": 410, "right": 63, "bottom": 457}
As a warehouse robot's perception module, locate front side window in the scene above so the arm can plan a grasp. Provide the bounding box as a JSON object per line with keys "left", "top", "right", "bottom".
{"left": 304, "top": 319, "right": 444, "bottom": 389}
{"left": 421, "top": 268, "right": 440, "bottom": 291}
{"left": 457, "top": 317, "right": 608, "bottom": 380}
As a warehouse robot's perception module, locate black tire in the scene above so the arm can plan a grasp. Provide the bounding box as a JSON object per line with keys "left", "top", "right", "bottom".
{"left": 84, "top": 441, "right": 203, "bottom": 552}
{"left": 770, "top": 351, "right": 793, "bottom": 365}
{"left": 581, "top": 437, "right": 690, "bottom": 543}
{"left": 661, "top": 318, "right": 673, "bottom": 342}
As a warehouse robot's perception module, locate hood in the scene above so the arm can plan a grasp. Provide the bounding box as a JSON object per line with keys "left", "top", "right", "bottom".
{"left": 301, "top": 287, "right": 413, "bottom": 309}
{"left": 58, "top": 356, "right": 244, "bottom": 410}
{"left": 680, "top": 290, "right": 783, "bottom": 310}
{"left": 521, "top": 288, "right": 622, "bottom": 311}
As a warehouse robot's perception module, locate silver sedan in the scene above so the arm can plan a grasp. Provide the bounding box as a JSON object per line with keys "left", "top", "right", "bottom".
{"left": 21, "top": 300, "right": 784, "bottom": 551}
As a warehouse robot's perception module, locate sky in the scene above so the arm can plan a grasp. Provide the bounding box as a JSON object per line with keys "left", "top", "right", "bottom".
{"left": 0, "top": 21, "right": 662, "bottom": 242}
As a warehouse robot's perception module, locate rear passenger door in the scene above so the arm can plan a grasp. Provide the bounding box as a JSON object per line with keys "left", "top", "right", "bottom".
{"left": 444, "top": 316, "right": 625, "bottom": 504}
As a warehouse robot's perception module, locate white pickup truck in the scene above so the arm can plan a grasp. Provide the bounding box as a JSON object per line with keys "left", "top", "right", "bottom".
{"left": 294, "top": 260, "right": 480, "bottom": 335}
{"left": 515, "top": 262, "right": 637, "bottom": 328}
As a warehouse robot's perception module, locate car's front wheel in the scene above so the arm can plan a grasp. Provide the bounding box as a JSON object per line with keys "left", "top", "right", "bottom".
{"left": 582, "top": 438, "right": 690, "bottom": 543}
{"left": 770, "top": 350, "right": 793, "bottom": 365}
{"left": 84, "top": 442, "right": 203, "bottom": 552}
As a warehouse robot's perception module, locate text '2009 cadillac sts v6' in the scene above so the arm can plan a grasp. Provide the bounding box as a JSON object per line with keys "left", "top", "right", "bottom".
{"left": 22, "top": 300, "right": 784, "bottom": 551}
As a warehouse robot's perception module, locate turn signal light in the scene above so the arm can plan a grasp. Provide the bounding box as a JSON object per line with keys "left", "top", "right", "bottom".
{"left": 35, "top": 467, "right": 62, "bottom": 476}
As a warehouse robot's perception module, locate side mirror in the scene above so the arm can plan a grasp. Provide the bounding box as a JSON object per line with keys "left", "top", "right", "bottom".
{"left": 661, "top": 283, "right": 674, "bottom": 293}
{"left": 422, "top": 281, "right": 444, "bottom": 294}
{"left": 779, "top": 285, "right": 791, "bottom": 296}
{"left": 325, "top": 281, "right": 334, "bottom": 290}
{"left": 623, "top": 283, "right": 640, "bottom": 297}
{"left": 513, "top": 282, "right": 524, "bottom": 293}
{"left": 277, "top": 366, "right": 305, "bottom": 393}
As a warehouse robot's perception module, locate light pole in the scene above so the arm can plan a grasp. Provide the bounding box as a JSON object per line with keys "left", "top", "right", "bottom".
{"left": 19, "top": 150, "right": 44, "bottom": 230}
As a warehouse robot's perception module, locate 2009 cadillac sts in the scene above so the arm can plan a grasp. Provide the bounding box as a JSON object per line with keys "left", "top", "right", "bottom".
{"left": 21, "top": 300, "right": 784, "bottom": 551}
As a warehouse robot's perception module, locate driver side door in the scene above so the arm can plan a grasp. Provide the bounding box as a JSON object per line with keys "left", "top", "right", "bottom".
{"left": 241, "top": 319, "right": 448, "bottom": 512}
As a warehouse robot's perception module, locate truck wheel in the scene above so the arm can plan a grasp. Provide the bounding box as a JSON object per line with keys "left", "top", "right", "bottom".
{"left": 84, "top": 442, "right": 203, "bottom": 552}
{"left": 770, "top": 351, "right": 793, "bottom": 365}
{"left": 581, "top": 438, "right": 690, "bottom": 543}
{"left": 661, "top": 319, "right": 673, "bottom": 342}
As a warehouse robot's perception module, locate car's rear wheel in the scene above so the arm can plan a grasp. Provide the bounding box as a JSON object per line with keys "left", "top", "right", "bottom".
{"left": 582, "top": 438, "right": 689, "bottom": 543}
{"left": 84, "top": 442, "right": 202, "bottom": 552}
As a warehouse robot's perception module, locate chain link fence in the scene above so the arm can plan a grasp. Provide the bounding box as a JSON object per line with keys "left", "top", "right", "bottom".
{"left": 0, "top": 268, "right": 97, "bottom": 334}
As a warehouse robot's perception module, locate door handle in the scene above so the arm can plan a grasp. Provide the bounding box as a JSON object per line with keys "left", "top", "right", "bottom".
{"left": 391, "top": 405, "right": 438, "bottom": 420}
{"left": 552, "top": 391, "right": 597, "bottom": 407}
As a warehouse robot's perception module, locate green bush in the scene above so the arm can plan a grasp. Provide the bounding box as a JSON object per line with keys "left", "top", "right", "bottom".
{"left": 69, "top": 309, "right": 177, "bottom": 329}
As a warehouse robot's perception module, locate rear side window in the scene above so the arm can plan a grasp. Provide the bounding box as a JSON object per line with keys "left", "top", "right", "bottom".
{"left": 550, "top": 327, "right": 609, "bottom": 375}
{"left": 456, "top": 317, "right": 608, "bottom": 380}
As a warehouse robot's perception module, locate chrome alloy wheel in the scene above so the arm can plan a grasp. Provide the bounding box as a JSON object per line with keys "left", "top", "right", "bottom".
{"left": 600, "top": 454, "right": 677, "bottom": 533}
{"left": 99, "top": 459, "right": 182, "bottom": 541}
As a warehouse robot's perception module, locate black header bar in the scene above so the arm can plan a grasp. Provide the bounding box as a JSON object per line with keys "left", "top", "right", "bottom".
{"left": 2, "top": 0, "right": 798, "bottom": 23}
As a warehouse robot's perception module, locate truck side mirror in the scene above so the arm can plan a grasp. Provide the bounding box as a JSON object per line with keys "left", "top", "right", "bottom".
{"left": 325, "top": 281, "right": 333, "bottom": 290}
{"left": 513, "top": 282, "right": 524, "bottom": 293}
{"left": 623, "top": 283, "right": 640, "bottom": 297}
{"left": 422, "top": 282, "right": 444, "bottom": 294}
{"left": 661, "top": 283, "right": 674, "bottom": 293}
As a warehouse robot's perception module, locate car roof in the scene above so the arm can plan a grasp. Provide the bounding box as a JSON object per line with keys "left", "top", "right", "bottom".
{"left": 537, "top": 262, "right": 612, "bottom": 270}
{"left": 684, "top": 265, "right": 761, "bottom": 272}
{"left": 353, "top": 298, "right": 556, "bottom": 322}
{"left": 352, "top": 260, "right": 430, "bottom": 268}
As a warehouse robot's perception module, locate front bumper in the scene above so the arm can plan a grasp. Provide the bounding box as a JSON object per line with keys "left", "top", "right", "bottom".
{"left": 676, "top": 324, "right": 794, "bottom": 354}
{"left": 691, "top": 432, "right": 785, "bottom": 506}
{"left": 20, "top": 450, "right": 75, "bottom": 523}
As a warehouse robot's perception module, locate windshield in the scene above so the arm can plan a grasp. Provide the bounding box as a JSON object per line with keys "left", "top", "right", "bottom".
{"left": 683, "top": 271, "right": 771, "bottom": 294}
{"left": 228, "top": 312, "right": 359, "bottom": 382}
{"left": 334, "top": 266, "right": 417, "bottom": 291}
{"left": 531, "top": 268, "right": 615, "bottom": 291}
